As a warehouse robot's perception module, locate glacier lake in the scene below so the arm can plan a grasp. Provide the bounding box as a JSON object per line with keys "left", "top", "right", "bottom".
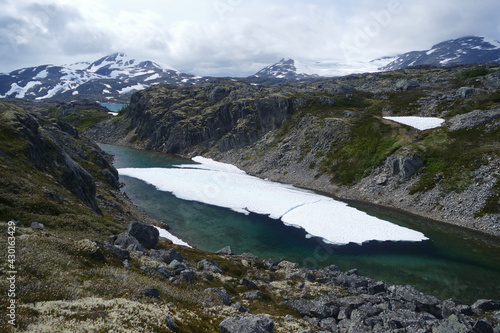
{"left": 100, "top": 143, "right": 500, "bottom": 304}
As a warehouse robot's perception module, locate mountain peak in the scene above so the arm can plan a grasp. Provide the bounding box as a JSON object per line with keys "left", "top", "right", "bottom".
{"left": 381, "top": 36, "right": 500, "bottom": 71}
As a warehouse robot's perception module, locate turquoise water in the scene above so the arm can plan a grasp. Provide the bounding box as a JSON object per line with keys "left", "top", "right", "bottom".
{"left": 99, "top": 102, "right": 127, "bottom": 112}
{"left": 101, "top": 143, "right": 500, "bottom": 304}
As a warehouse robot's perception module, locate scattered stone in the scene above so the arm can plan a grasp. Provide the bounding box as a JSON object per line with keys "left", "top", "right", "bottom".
{"left": 114, "top": 232, "right": 144, "bottom": 252}
{"left": 158, "top": 267, "right": 174, "bottom": 279}
{"left": 232, "top": 302, "right": 249, "bottom": 313}
{"left": 240, "top": 253, "right": 259, "bottom": 259}
{"left": 44, "top": 189, "right": 65, "bottom": 202}
{"left": 149, "top": 249, "right": 183, "bottom": 264}
{"left": 219, "top": 315, "right": 274, "bottom": 333}
{"left": 143, "top": 288, "right": 160, "bottom": 299}
{"left": 30, "top": 222, "right": 44, "bottom": 230}
{"left": 197, "top": 259, "right": 223, "bottom": 274}
{"left": 473, "top": 320, "right": 494, "bottom": 333}
{"left": 216, "top": 246, "right": 234, "bottom": 255}
{"left": 180, "top": 270, "right": 196, "bottom": 282}
{"left": 169, "top": 259, "right": 185, "bottom": 270}
{"left": 9, "top": 220, "right": 22, "bottom": 227}
{"left": 472, "top": 299, "right": 500, "bottom": 313}
{"left": 164, "top": 315, "right": 179, "bottom": 330}
{"left": 94, "top": 241, "right": 130, "bottom": 261}
{"left": 244, "top": 291, "right": 262, "bottom": 300}
{"left": 240, "top": 278, "right": 259, "bottom": 290}
{"left": 204, "top": 287, "right": 232, "bottom": 306}
{"left": 127, "top": 221, "right": 159, "bottom": 249}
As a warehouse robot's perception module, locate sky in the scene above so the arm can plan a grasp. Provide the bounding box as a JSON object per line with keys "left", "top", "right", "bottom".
{"left": 0, "top": 0, "right": 499, "bottom": 77}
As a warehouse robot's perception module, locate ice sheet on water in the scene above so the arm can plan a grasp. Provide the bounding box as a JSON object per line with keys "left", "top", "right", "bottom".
{"left": 119, "top": 157, "right": 428, "bottom": 245}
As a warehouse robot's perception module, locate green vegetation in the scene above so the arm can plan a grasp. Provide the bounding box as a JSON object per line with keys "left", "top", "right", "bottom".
{"left": 319, "top": 115, "right": 404, "bottom": 184}
{"left": 410, "top": 124, "right": 500, "bottom": 194}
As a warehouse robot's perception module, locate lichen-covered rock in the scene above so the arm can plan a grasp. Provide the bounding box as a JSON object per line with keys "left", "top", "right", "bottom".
{"left": 219, "top": 315, "right": 274, "bottom": 333}
{"left": 197, "top": 259, "right": 223, "bottom": 274}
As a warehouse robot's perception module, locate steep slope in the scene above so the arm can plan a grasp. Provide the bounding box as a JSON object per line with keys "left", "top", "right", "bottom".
{"left": 381, "top": 36, "right": 500, "bottom": 71}
{"left": 89, "top": 64, "right": 500, "bottom": 238}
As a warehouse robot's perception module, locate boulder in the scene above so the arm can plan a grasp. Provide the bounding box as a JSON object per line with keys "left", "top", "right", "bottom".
{"left": 244, "top": 291, "right": 262, "bottom": 300}
{"left": 197, "top": 259, "right": 223, "bottom": 274}
{"left": 164, "top": 315, "right": 178, "bottom": 330}
{"left": 94, "top": 241, "right": 130, "bottom": 261}
{"left": 219, "top": 315, "right": 274, "bottom": 333}
{"left": 216, "top": 246, "right": 234, "bottom": 255}
{"left": 149, "top": 249, "right": 183, "bottom": 264}
{"left": 472, "top": 299, "right": 500, "bottom": 313}
{"left": 127, "top": 221, "right": 159, "bottom": 249}
{"left": 114, "top": 232, "right": 144, "bottom": 252}
{"left": 30, "top": 222, "right": 44, "bottom": 230}
{"left": 240, "top": 278, "right": 259, "bottom": 290}
{"left": 204, "top": 287, "right": 232, "bottom": 306}
{"left": 143, "top": 288, "right": 160, "bottom": 299}
{"left": 385, "top": 149, "right": 424, "bottom": 180}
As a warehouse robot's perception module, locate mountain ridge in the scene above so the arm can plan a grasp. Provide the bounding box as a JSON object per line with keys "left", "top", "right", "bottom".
{"left": 0, "top": 53, "right": 208, "bottom": 102}
{"left": 381, "top": 36, "right": 500, "bottom": 71}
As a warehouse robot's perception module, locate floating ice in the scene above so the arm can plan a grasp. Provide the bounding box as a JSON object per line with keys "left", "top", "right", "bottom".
{"left": 119, "top": 157, "right": 428, "bottom": 245}
{"left": 383, "top": 116, "right": 445, "bottom": 131}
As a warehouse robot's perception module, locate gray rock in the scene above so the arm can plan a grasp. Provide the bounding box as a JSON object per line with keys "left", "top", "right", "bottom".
{"left": 244, "top": 291, "right": 262, "bottom": 300}
{"left": 447, "top": 109, "right": 500, "bottom": 131}
{"left": 127, "top": 221, "right": 159, "bottom": 249}
{"left": 472, "top": 299, "right": 500, "bottom": 313}
{"left": 473, "top": 320, "right": 494, "bottom": 333}
{"left": 180, "top": 270, "right": 196, "bottom": 282}
{"left": 385, "top": 149, "right": 424, "bottom": 180}
{"left": 158, "top": 267, "right": 174, "bottom": 279}
{"left": 216, "top": 246, "right": 234, "bottom": 255}
{"left": 30, "top": 222, "right": 44, "bottom": 230}
{"left": 319, "top": 317, "right": 338, "bottom": 332}
{"left": 433, "top": 314, "right": 472, "bottom": 333}
{"left": 143, "top": 288, "right": 160, "bottom": 299}
{"left": 114, "top": 232, "right": 144, "bottom": 252}
{"left": 232, "top": 302, "right": 249, "bottom": 313}
{"left": 205, "top": 287, "right": 232, "bottom": 306}
{"left": 240, "top": 278, "right": 259, "bottom": 290}
{"left": 456, "top": 86, "right": 476, "bottom": 98}
{"left": 149, "top": 249, "right": 183, "bottom": 264}
{"left": 94, "top": 241, "right": 130, "bottom": 261}
{"left": 169, "top": 259, "right": 186, "bottom": 270}
{"left": 164, "top": 315, "right": 178, "bottom": 330}
{"left": 197, "top": 259, "right": 223, "bottom": 274}
{"left": 219, "top": 315, "right": 273, "bottom": 333}
{"left": 395, "top": 79, "right": 420, "bottom": 91}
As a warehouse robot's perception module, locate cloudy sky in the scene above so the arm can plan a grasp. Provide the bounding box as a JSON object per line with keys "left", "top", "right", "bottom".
{"left": 1, "top": 0, "right": 499, "bottom": 76}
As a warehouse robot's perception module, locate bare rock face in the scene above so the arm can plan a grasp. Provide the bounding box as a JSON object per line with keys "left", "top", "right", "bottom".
{"left": 219, "top": 316, "right": 274, "bottom": 333}
{"left": 385, "top": 149, "right": 424, "bottom": 180}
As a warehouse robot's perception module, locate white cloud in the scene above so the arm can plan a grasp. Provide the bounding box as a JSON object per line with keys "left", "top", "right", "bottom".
{"left": 0, "top": 0, "right": 499, "bottom": 76}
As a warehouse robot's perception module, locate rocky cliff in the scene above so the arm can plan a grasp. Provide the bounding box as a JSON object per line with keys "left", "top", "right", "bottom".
{"left": 88, "top": 64, "right": 500, "bottom": 239}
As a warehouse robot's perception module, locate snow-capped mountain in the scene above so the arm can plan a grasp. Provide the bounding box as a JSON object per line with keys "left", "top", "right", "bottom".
{"left": 252, "top": 57, "right": 394, "bottom": 80}
{"left": 0, "top": 53, "right": 208, "bottom": 101}
{"left": 381, "top": 36, "right": 500, "bottom": 71}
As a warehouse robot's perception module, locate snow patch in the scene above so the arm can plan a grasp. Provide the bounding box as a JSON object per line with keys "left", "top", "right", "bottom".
{"left": 383, "top": 116, "right": 444, "bottom": 131}
{"left": 155, "top": 227, "right": 192, "bottom": 248}
{"left": 118, "top": 157, "right": 428, "bottom": 245}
